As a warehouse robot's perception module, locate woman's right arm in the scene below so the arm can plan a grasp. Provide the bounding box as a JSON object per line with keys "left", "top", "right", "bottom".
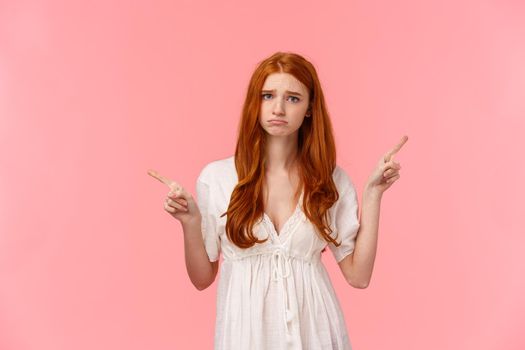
{"left": 147, "top": 169, "right": 218, "bottom": 291}
{"left": 181, "top": 215, "right": 219, "bottom": 291}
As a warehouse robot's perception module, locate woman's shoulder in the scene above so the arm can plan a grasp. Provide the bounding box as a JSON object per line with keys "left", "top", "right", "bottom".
{"left": 197, "top": 155, "right": 236, "bottom": 185}
{"left": 332, "top": 164, "right": 357, "bottom": 193}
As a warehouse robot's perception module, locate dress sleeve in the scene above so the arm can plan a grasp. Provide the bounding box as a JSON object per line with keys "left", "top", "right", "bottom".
{"left": 195, "top": 174, "right": 221, "bottom": 262}
{"left": 328, "top": 171, "right": 361, "bottom": 263}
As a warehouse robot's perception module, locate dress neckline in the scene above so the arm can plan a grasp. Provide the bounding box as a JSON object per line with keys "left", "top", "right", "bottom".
{"left": 263, "top": 189, "right": 304, "bottom": 237}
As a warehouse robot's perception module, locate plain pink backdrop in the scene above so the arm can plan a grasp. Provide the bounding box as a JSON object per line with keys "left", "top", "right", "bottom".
{"left": 1, "top": 0, "right": 524, "bottom": 349}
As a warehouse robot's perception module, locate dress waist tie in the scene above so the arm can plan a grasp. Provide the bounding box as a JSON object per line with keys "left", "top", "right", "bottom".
{"left": 270, "top": 248, "right": 302, "bottom": 348}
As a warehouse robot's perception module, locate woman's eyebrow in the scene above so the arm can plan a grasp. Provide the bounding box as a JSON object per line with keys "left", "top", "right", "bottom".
{"left": 261, "top": 89, "right": 303, "bottom": 97}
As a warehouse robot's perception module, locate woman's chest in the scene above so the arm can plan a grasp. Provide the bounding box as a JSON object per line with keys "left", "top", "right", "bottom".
{"left": 262, "top": 172, "right": 302, "bottom": 235}
{"left": 210, "top": 174, "right": 328, "bottom": 260}
{"left": 218, "top": 210, "right": 327, "bottom": 261}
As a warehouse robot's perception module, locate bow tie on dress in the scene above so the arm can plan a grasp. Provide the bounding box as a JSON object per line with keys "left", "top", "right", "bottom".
{"left": 271, "top": 247, "right": 292, "bottom": 281}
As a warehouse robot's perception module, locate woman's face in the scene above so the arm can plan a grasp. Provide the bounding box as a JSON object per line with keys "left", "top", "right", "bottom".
{"left": 259, "top": 72, "right": 311, "bottom": 137}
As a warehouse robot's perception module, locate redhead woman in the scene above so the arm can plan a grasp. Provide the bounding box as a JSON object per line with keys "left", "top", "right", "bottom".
{"left": 149, "top": 51, "right": 408, "bottom": 350}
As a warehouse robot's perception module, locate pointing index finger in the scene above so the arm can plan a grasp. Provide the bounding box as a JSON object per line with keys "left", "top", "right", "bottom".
{"left": 147, "top": 169, "right": 180, "bottom": 191}
{"left": 384, "top": 135, "right": 408, "bottom": 162}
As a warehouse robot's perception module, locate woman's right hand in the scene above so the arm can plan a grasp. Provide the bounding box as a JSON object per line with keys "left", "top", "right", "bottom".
{"left": 147, "top": 169, "right": 201, "bottom": 225}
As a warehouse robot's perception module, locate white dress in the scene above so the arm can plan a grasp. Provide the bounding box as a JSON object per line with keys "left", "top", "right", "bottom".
{"left": 195, "top": 155, "right": 360, "bottom": 350}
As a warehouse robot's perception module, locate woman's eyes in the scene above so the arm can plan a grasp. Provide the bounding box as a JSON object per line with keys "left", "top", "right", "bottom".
{"left": 261, "top": 94, "right": 300, "bottom": 103}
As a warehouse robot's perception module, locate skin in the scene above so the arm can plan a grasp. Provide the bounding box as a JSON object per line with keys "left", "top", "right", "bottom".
{"left": 339, "top": 135, "right": 408, "bottom": 288}
{"left": 258, "top": 72, "right": 312, "bottom": 233}
{"left": 147, "top": 169, "right": 218, "bottom": 290}
{"left": 259, "top": 72, "right": 312, "bottom": 158}
{"left": 147, "top": 72, "right": 408, "bottom": 290}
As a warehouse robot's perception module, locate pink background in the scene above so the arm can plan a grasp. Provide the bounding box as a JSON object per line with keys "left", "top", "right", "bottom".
{"left": 1, "top": 0, "right": 524, "bottom": 349}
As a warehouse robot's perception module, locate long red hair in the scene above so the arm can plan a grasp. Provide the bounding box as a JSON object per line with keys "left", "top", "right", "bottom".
{"left": 221, "top": 51, "right": 343, "bottom": 249}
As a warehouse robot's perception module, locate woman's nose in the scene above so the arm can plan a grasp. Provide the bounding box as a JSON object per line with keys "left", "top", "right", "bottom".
{"left": 272, "top": 98, "right": 285, "bottom": 115}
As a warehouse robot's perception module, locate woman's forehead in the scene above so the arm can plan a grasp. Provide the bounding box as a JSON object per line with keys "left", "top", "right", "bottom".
{"left": 262, "top": 73, "right": 307, "bottom": 93}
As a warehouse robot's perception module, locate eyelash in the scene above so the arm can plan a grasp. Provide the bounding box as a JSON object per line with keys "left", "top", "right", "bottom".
{"left": 261, "top": 94, "right": 300, "bottom": 103}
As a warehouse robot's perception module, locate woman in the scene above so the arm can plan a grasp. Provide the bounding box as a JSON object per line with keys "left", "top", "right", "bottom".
{"left": 149, "top": 51, "right": 408, "bottom": 349}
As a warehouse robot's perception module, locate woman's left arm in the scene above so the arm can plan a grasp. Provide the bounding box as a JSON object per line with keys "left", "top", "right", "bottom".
{"left": 346, "top": 187, "right": 382, "bottom": 288}
{"left": 341, "top": 135, "right": 408, "bottom": 288}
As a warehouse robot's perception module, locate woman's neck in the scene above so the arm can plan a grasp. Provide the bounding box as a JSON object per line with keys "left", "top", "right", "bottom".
{"left": 264, "top": 135, "right": 299, "bottom": 173}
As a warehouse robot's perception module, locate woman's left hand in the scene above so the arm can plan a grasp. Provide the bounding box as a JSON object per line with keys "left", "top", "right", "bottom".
{"left": 365, "top": 135, "right": 408, "bottom": 196}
